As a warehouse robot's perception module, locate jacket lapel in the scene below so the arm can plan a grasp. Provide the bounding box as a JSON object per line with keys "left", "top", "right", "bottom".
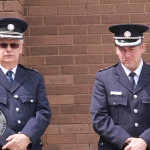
{"left": 0, "top": 68, "right": 11, "bottom": 92}
{"left": 11, "top": 65, "right": 26, "bottom": 93}
{"left": 134, "top": 61, "right": 150, "bottom": 93}
{"left": 116, "top": 63, "right": 134, "bottom": 92}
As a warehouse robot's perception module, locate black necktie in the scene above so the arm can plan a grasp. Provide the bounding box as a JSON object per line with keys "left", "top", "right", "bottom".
{"left": 6, "top": 70, "right": 13, "bottom": 86}
{"left": 129, "top": 72, "right": 136, "bottom": 89}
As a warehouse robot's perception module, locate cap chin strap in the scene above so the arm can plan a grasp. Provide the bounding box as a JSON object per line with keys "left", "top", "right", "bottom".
{"left": 115, "top": 38, "right": 142, "bottom": 47}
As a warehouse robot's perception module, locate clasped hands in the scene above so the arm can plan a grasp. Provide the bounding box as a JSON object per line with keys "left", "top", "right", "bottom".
{"left": 2, "top": 133, "right": 30, "bottom": 150}
{"left": 124, "top": 137, "right": 147, "bottom": 150}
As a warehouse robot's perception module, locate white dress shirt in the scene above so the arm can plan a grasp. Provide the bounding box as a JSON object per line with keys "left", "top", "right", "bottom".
{"left": 121, "top": 59, "right": 143, "bottom": 85}
{"left": 0, "top": 65, "right": 17, "bottom": 80}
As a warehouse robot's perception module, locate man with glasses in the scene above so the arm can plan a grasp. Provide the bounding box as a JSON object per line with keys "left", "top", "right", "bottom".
{"left": 0, "top": 17, "right": 51, "bottom": 150}
{"left": 90, "top": 24, "right": 150, "bottom": 150}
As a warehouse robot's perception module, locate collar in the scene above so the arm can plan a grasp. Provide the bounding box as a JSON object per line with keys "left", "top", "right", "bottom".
{"left": 121, "top": 59, "right": 143, "bottom": 77}
{"left": 0, "top": 65, "right": 17, "bottom": 75}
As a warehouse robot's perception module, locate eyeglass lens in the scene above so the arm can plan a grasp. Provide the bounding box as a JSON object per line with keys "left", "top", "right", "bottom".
{"left": 0, "top": 43, "right": 20, "bottom": 49}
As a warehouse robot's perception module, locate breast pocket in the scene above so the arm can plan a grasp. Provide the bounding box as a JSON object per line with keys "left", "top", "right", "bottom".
{"left": 108, "top": 97, "right": 127, "bottom": 124}
{"left": 19, "top": 95, "right": 37, "bottom": 117}
{"left": 141, "top": 97, "right": 150, "bottom": 123}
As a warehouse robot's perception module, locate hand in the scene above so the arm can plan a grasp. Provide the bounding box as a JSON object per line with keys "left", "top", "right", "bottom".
{"left": 124, "top": 137, "right": 147, "bottom": 150}
{"left": 2, "top": 134, "right": 30, "bottom": 150}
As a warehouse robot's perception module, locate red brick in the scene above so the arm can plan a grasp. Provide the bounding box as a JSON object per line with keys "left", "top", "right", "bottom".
{"left": 87, "top": 5, "right": 115, "bottom": 14}
{"left": 60, "top": 124, "right": 89, "bottom": 134}
{"left": 100, "top": 0, "right": 128, "bottom": 3}
{"left": 44, "top": 35, "right": 73, "bottom": 45}
{"left": 131, "top": 14, "right": 150, "bottom": 23}
{"left": 0, "top": 12, "right": 21, "bottom": 18}
{"left": 19, "top": 0, "right": 24, "bottom": 5}
{"left": 43, "top": 145, "right": 59, "bottom": 150}
{"left": 30, "top": 46, "right": 58, "bottom": 56}
{"left": 25, "top": 17, "right": 43, "bottom": 26}
{"left": 41, "top": 0, "right": 70, "bottom": 6}
{"left": 129, "top": 0, "right": 150, "bottom": 3}
{"left": 76, "top": 134, "right": 99, "bottom": 143}
{"left": 90, "top": 64, "right": 114, "bottom": 74}
{"left": 74, "top": 35, "right": 101, "bottom": 44}
{"left": 30, "top": 26, "right": 57, "bottom": 35}
{"left": 25, "top": 56, "right": 45, "bottom": 66}
{"left": 45, "top": 85, "right": 60, "bottom": 95}
{"left": 29, "top": 6, "right": 57, "bottom": 16}
{"left": 75, "top": 55, "right": 103, "bottom": 64}
{"left": 24, "top": 37, "right": 43, "bottom": 46}
{"left": 102, "top": 35, "right": 114, "bottom": 44}
{"left": 145, "top": 4, "right": 150, "bottom": 12}
{"left": 60, "top": 85, "right": 89, "bottom": 95}
{"left": 61, "top": 105, "right": 90, "bottom": 114}
{"left": 41, "top": 135, "right": 46, "bottom": 144}
{"left": 75, "top": 114, "right": 92, "bottom": 123}
{"left": 0, "top": 2, "right": 3, "bottom": 11}
{"left": 71, "top": 0, "right": 99, "bottom": 4}
{"left": 61, "top": 144, "right": 89, "bottom": 150}
{"left": 44, "top": 16, "right": 72, "bottom": 25}
{"left": 23, "top": 47, "right": 30, "bottom": 56}
{"left": 33, "top": 66, "right": 60, "bottom": 75}
{"left": 74, "top": 95, "right": 92, "bottom": 104}
{"left": 88, "top": 25, "right": 110, "bottom": 34}
{"left": 25, "top": 0, "right": 40, "bottom": 5}
{"left": 59, "top": 26, "right": 87, "bottom": 35}
{"left": 90, "top": 144, "right": 97, "bottom": 150}
{"left": 74, "top": 75, "right": 95, "bottom": 84}
{"left": 88, "top": 45, "right": 115, "bottom": 54}
{"left": 73, "top": 15, "right": 100, "bottom": 25}
{"left": 89, "top": 124, "right": 95, "bottom": 133}
{"left": 50, "top": 106, "right": 61, "bottom": 115}
{"left": 44, "top": 75, "right": 74, "bottom": 85}
{"left": 46, "top": 56, "right": 74, "bottom": 65}
{"left": 59, "top": 45, "right": 87, "bottom": 55}
{"left": 44, "top": 125, "right": 59, "bottom": 134}
{"left": 143, "top": 54, "right": 150, "bottom": 63}
{"left": 102, "top": 14, "right": 129, "bottom": 24}
{"left": 50, "top": 115, "right": 74, "bottom": 124}
{"left": 47, "top": 135, "right": 75, "bottom": 144}
{"left": 61, "top": 65, "right": 89, "bottom": 75}
{"left": 116, "top": 4, "right": 144, "bottom": 13}
{"left": 4, "top": 1, "right": 23, "bottom": 14}
{"left": 104, "top": 55, "right": 119, "bottom": 63}
{"left": 144, "top": 34, "right": 150, "bottom": 43}
{"left": 58, "top": 5, "right": 86, "bottom": 15}
{"left": 48, "top": 95, "right": 74, "bottom": 105}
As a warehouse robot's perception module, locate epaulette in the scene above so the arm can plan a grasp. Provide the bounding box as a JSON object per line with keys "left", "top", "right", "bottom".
{"left": 98, "top": 63, "right": 119, "bottom": 72}
{"left": 18, "top": 64, "right": 40, "bottom": 74}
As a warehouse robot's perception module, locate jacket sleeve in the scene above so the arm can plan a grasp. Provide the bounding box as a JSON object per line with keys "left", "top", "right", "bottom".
{"left": 20, "top": 74, "right": 51, "bottom": 146}
{"left": 0, "top": 127, "right": 15, "bottom": 146}
{"left": 90, "top": 72, "right": 131, "bottom": 149}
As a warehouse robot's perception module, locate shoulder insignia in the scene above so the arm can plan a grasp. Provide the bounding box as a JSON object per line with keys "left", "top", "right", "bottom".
{"left": 18, "top": 64, "right": 40, "bottom": 73}
{"left": 98, "top": 63, "right": 119, "bottom": 72}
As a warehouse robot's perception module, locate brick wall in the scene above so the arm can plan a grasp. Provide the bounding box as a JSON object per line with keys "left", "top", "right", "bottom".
{"left": 1, "top": 0, "right": 150, "bottom": 150}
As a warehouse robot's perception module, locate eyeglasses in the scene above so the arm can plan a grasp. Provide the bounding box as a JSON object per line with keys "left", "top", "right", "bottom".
{"left": 0, "top": 43, "right": 20, "bottom": 49}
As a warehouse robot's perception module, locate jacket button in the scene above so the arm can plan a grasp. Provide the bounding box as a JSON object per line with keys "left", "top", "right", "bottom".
{"left": 16, "top": 108, "right": 19, "bottom": 112}
{"left": 30, "top": 100, "right": 34, "bottom": 103}
{"left": 135, "top": 123, "right": 139, "bottom": 127}
{"left": 134, "top": 109, "right": 138, "bottom": 113}
{"left": 133, "top": 95, "right": 138, "bottom": 99}
{"left": 18, "top": 120, "right": 21, "bottom": 124}
{"left": 40, "top": 142, "right": 43, "bottom": 145}
{"left": 101, "top": 143, "right": 103, "bottom": 145}
{"left": 113, "top": 102, "right": 116, "bottom": 105}
{"left": 14, "top": 95, "right": 18, "bottom": 98}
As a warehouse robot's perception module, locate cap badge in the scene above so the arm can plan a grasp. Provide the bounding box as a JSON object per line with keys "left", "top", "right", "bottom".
{"left": 124, "top": 31, "right": 131, "bottom": 38}
{"left": 7, "top": 24, "right": 15, "bottom": 31}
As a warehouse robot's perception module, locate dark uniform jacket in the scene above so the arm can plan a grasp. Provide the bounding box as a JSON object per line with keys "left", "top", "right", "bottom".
{"left": 90, "top": 61, "right": 150, "bottom": 150}
{"left": 0, "top": 64, "right": 51, "bottom": 150}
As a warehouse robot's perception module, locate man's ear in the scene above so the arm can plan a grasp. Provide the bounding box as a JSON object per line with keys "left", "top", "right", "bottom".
{"left": 141, "top": 43, "right": 146, "bottom": 53}
{"left": 19, "top": 45, "right": 23, "bottom": 54}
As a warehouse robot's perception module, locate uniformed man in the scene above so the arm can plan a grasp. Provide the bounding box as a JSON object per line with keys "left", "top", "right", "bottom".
{"left": 0, "top": 17, "right": 51, "bottom": 150}
{"left": 90, "top": 24, "right": 150, "bottom": 150}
